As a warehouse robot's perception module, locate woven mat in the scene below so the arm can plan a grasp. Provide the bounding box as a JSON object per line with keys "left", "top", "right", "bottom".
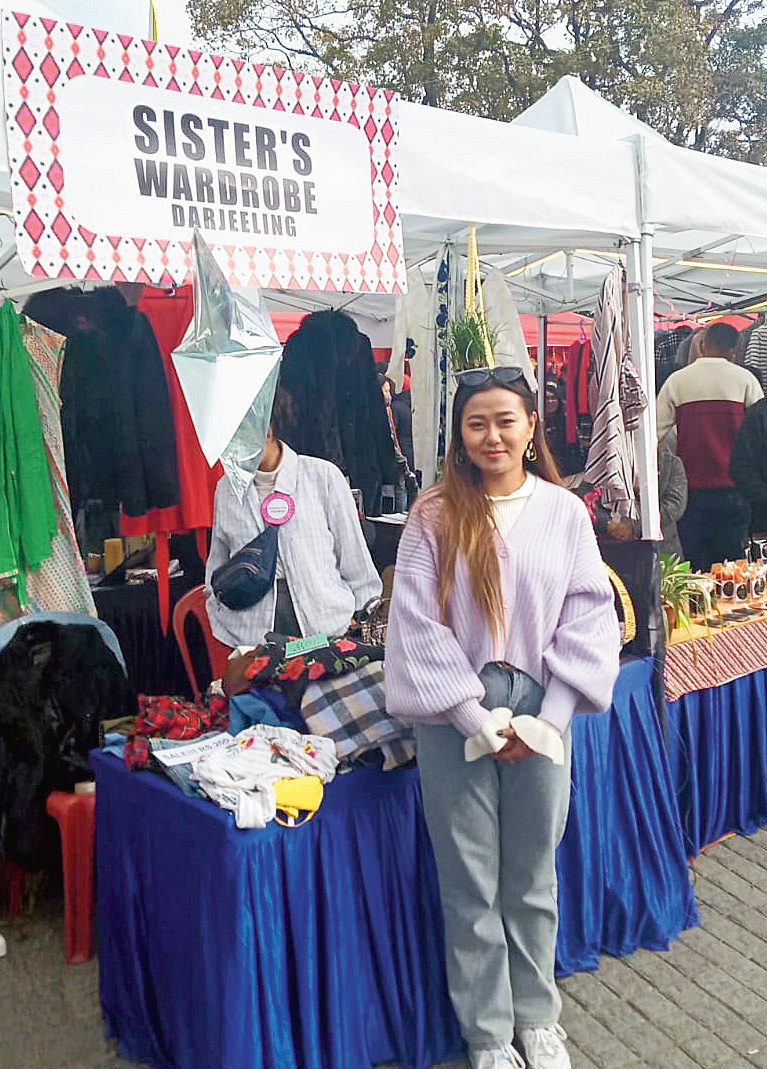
{"left": 665, "top": 609, "right": 767, "bottom": 702}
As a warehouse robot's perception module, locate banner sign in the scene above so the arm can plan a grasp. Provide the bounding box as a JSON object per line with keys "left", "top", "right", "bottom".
{"left": 2, "top": 11, "right": 405, "bottom": 292}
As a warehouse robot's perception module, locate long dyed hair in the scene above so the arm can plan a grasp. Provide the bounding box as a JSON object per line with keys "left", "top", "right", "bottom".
{"left": 415, "top": 379, "right": 562, "bottom": 644}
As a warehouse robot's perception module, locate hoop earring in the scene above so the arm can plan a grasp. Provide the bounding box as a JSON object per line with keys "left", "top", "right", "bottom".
{"left": 524, "top": 439, "right": 538, "bottom": 462}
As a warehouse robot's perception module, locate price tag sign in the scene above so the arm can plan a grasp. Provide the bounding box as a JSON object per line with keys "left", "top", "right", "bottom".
{"left": 261, "top": 492, "right": 295, "bottom": 525}
{"left": 285, "top": 633, "right": 329, "bottom": 659}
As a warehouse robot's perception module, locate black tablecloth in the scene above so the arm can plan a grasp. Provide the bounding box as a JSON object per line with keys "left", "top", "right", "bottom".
{"left": 93, "top": 575, "right": 205, "bottom": 697}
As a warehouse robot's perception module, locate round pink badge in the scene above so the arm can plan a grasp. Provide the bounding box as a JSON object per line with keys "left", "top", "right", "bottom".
{"left": 261, "top": 491, "right": 295, "bottom": 525}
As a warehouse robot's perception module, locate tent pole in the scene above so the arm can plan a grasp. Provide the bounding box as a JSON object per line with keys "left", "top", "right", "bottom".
{"left": 537, "top": 313, "right": 547, "bottom": 421}
{"left": 626, "top": 238, "right": 661, "bottom": 540}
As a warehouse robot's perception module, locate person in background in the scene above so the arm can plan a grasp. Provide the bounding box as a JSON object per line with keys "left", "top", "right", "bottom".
{"left": 385, "top": 366, "right": 620, "bottom": 1069}
{"left": 379, "top": 373, "right": 409, "bottom": 512}
{"left": 543, "top": 376, "right": 583, "bottom": 477}
{"left": 730, "top": 395, "right": 767, "bottom": 536}
{"left": 656, "top": 321, "right": 762, "bottom": 570}
{"left": 206, "top": 388, "right": 382, "bottom": 649}
{"left": 391, "top": 374, "right": 415, "bottom": 473}
{"left": 658, "top": 443, "right": 688, "bottom": 559}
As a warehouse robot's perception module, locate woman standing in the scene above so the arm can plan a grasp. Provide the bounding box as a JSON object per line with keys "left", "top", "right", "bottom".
{"left": 385, "top": 367, "right": 620, "bottom": 1069}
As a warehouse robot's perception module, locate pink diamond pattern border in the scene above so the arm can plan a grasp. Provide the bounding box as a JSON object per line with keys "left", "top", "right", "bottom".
{"left": 2, "top": 11, "right": 405, "bottom": 293}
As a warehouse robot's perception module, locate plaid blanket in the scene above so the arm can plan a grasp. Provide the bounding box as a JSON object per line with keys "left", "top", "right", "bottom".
{"left": 300, "top": 662, "right": 415, "bottom": 772}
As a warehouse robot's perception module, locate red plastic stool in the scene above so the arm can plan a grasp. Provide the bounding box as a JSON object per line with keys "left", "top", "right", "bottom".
{"left": 46, "top": 789, "right": 96, "bottom": 964}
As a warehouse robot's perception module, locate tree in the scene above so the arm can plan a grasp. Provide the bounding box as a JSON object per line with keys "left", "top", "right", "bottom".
{"left": 186, "top": 0, "right": 767, "bottom": 162}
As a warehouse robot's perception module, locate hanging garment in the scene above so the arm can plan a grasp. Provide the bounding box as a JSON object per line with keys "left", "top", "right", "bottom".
{"left": 28, "top": 288, "right": 181, "bottom": 519}
{"left": 428, "top": 243, "right": 462, "bottom": 481}
{"left": 481, "top": 267, "right": 537, "bottom": 390}
{"left": 584, "top": 266, "right": 639, "bottom": 520}
{"left": 0, "top": 302, "right": 57, "bottom": 606}
{"left": 21, "top": 319, "right": 96, "bottom": 618}
{"left": 121, "top": 284, "right": 223, "bottom": 536}
{"left": 565, "top": 341, "right": 581, "bottom": 445}
{"left": 122, "top": 285, "right": 224, "bottom": 631}
{"left": 279, "top": 310, "right": 397, "bottom": 514}
{"left": 744, "top": 323, "right": 767, "bottom": 391}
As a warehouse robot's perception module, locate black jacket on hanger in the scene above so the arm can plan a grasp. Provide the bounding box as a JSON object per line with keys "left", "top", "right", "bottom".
{"left": 279, "top": 310, "right": 397, "bottom": 514}
{"left": 24, "top": 287, "right": 180, "bottom": 518}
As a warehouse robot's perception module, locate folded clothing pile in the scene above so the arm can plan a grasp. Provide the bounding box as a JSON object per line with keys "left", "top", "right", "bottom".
{"left": 193, "top": 724, "right": 338, "bottom": 829}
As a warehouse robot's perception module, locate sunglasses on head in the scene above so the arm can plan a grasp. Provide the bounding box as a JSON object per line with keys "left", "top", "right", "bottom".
{"left": 455, "top": 366, "right": 528, "bottom": 389}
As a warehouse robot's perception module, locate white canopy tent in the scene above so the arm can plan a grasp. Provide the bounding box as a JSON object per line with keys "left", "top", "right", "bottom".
{"left": 508, "top": 76, "right": 767, "bottom": 537}
{"left": 513, "top": 77, "right": 767, "bottom": 318}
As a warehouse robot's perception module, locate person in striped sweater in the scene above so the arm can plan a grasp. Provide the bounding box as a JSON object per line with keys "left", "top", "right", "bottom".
{"left": 386, "top": 367, "right": 620, "bottom": 1069}
{"left": 656, "top": 321, "right": 763, "bottom": 571}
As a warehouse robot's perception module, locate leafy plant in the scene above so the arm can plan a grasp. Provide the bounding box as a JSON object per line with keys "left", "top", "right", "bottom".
{"left": 659, "top": 552, "right": 716, "bottom": 644}
{"left": 448, "top": 313, "right": 499, "bottom": 372}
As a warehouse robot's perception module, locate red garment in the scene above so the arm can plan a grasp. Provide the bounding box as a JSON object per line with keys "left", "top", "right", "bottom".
{"left": 566, "top": 341, "right": 581, "bottom": 444}
{"left": 578, "top": 340, "right": 591, "bottom": 418}
{"left": 121, "top": 285, "right": 224, "bottom": 630}
{"left": 125, "top": 693, "right": 230, "bottom": 770}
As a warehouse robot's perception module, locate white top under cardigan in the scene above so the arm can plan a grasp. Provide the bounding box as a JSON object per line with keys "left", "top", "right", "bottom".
{"left": 385, "top": 477, "right": 621, "bottom": 740}
{"left": 206, "top": 443, "right": 382, "bottom": 648}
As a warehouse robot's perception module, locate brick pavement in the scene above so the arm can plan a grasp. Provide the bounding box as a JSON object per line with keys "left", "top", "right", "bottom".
{"left": 3, "top": 828, "right": 767, "bottom": 1069}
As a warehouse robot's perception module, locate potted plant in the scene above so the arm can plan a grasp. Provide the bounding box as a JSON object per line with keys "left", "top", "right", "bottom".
{"left": 660, "top": 552, "right": 716, "bottom": 643}
{"left": 448, "top": 313, "right": 499, "bottom": 372}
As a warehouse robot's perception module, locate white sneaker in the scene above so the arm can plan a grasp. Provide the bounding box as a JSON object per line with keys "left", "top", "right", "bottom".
{"left": 469, "top": 1040, "right": 526, "bottom": 1069}
{"left": 518, "top": 1023, "right": 571, "bottom": 1069}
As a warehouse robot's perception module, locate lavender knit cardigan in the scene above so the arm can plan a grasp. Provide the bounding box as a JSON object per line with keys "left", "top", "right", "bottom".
{"left": 385, "top": 478, "right": 621, "bottom": 737}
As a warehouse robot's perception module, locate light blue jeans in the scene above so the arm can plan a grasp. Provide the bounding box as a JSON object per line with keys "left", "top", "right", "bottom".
{"left": 416, "top": 663, "right": 571, "bottom": 1049}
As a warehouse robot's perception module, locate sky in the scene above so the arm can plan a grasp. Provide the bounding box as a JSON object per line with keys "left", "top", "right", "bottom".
{"left": 12, "top": 0, "right": 197, "bottom": 45}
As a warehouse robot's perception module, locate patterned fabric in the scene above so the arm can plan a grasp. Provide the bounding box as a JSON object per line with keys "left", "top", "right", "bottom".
{"left": 243, "top": 633, "right": 384, "bottom": 710}
{"left": 619, "top": 357, "right": 647, "bottom": 434}
{"left": 0, "top": 302, "right": 58, "bottom": 605}
{"left": 584, "top": 266, "right": 639, "bottom": 520}
{"left": 434, "top": 250, "right": 451, "bottom": 465}
{"left": 22, "top": 320, "right": 95, "bottom": 618}
{"left": 124, "top": 693, "right": 230, "bottom": 770}
{"left": 654, "top": 327, "right": 690, "bottom": 365}
{"left": 744, "top": 324, "right": 767, "bottom": 391}
{"left": 665, "top": 613, "right": 767, "bottom": 702}
{"left": 300, "top": 662, "right": 415, "bottom": 771}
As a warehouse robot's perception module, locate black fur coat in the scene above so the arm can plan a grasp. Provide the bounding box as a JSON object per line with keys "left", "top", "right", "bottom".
{"left": 0, "top": 620, "right": 137, "bottom": 869}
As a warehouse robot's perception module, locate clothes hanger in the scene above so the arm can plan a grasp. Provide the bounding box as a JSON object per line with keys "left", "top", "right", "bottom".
{"left": 579, "top": 319, "right": 587, "bottom": 343}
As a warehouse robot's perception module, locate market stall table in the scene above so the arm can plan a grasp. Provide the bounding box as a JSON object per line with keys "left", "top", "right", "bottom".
{"left": 92, "top": 574, "right": 202, "bottom": 697}
{"left": 91, "top": 658, "right": 695, "bottom": 1069}
{"left": 665, "top": 609, "right": 767, "bottom": 855}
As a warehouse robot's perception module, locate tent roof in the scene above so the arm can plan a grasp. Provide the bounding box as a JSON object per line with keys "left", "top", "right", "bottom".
{"left": 397, "top": 100, "right": 640, "bottom": 257}
{"left": 511, "top": 76, "right": 767, "bottom": 313}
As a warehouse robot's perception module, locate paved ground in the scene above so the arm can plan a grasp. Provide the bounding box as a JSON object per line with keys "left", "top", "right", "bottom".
{"left": 3, "top": 829, "right": 767, "bottom": 1069}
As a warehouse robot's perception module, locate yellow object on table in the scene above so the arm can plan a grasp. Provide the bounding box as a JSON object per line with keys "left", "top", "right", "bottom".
{"left": 103, "top": 538, "right": 125, "bottom": 574}
{"left": 273, "top": 775, "right": 324, "bottom": 826}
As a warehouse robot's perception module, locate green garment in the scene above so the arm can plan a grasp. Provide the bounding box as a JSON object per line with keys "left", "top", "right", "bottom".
{"left": 0, "top": 301, "right": 57, "bottom": 603}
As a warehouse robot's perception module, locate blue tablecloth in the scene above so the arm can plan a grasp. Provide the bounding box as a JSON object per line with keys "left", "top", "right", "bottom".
{"left": 667, "top": 665, "right": 767, "bottom": 857}
{"left": 92, "top": 656, "right": 697, "bottom": 1069}
{"left": 557, "top": 657, "right": 697, "bottom": 974}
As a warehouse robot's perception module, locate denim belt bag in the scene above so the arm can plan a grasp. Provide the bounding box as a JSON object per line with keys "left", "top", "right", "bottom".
{"left": 210, "top": 524, "right": 278, "bottom": 611}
